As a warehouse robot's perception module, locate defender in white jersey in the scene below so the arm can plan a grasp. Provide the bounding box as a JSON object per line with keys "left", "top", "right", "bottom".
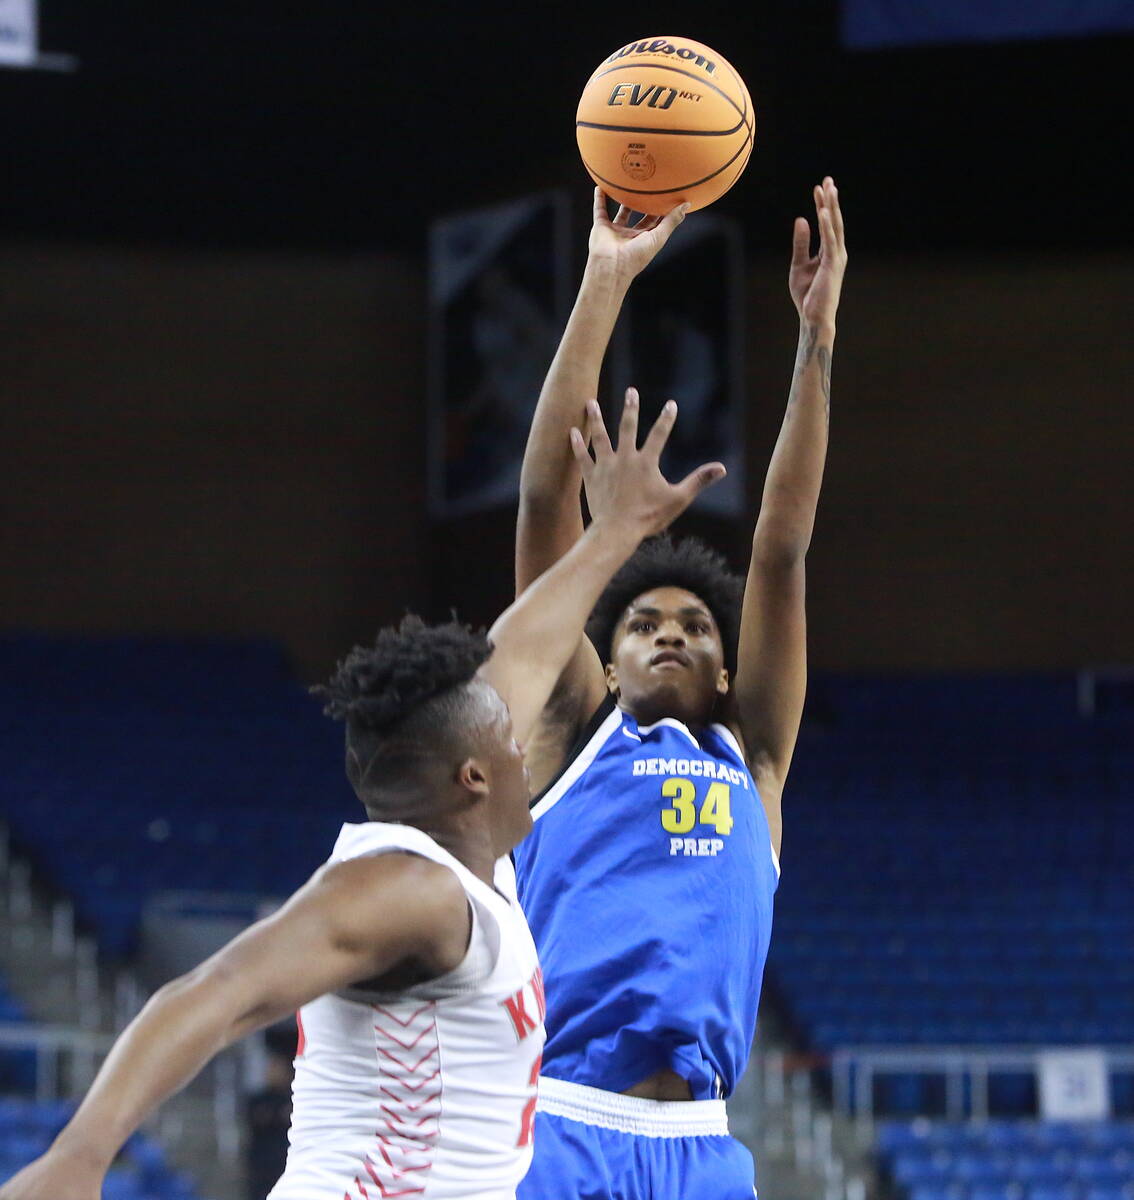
{"left": 0, "top": 396, "right": 724, "bottom": 1200}
{"left": 276, "top": 823, "right": 544, "bottom": 1200}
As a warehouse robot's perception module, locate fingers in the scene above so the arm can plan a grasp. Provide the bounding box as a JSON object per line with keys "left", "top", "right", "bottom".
{"left": 817, "top": 203, "right": 835, "bottom": 256}
{"left": 613, "top": 203, "right": 633, "bottom": 228}
{"left": 824, "top": 175, "right": 846, "bottom": 248}
{"left": 641, "top": 398, "right": 678, "bottom": 460}
{"left": 791, "top": 217, "right": 811, "bottom": 267}
{"left": 569, "top": 427, "right": 594, "bottom": 479}
{"left": 616, "top": 387, "right": 639, "bottom": 451}
{"left": 585, "top": 399, "right": 614, "bottom": 459}
{"left": 675, "top": 461, "right": 727, "bottom": 503}
{"left": 654, "top": 201, "right": 690, "bottom": 245}
{"left": 593, "top": 187, "right": 611, "bottom": 226}
{"left": 814, "top": 176, "right": 845, "bottom": 254}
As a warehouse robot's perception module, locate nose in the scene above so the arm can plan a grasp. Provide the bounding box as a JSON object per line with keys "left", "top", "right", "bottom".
{"left": 654, "top": 622, "right": 686, "bottom": 647}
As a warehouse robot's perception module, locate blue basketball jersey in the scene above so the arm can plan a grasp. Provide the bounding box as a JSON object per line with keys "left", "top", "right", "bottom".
{"left": 513, "top": 697, "right": 779, "bottom": 1101}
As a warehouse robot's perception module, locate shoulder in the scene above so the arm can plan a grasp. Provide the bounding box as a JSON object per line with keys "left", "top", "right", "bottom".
{"left": 315, "top": 852, "right": 471, "bottom": 965}
{"left": 319, "top": 851, "right": 467, "bottom": 913}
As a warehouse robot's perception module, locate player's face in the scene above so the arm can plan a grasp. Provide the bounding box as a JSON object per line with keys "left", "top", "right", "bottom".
{"left": 607, "top": 586, "right": 729, "bottom": 728}
{"left": 479, "top": 685, "right": 532, "bottom": 854}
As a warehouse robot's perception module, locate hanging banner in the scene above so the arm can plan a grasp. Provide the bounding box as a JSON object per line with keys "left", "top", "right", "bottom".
{"left": 607, "top": 214, "right": 745, "bottom": 516}
{"left": 428, "top": 192, "right": 569, "bottom": 518}
{"left": 0, "top": 0, "right": 36, "bottom": 66}
{"left": 842, "top": 0, "right": 1134, "bottom": 50}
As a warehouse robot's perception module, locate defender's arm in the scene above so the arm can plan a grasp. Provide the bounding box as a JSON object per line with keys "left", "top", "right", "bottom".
{"left": 487, "top": 397, "right": 723, "bottom": 746}
{"left": 733, "top": 178, "right": 847, "bottom": 857}
{"left": 0, "top": 855, "right": 469, "bottom": 1200}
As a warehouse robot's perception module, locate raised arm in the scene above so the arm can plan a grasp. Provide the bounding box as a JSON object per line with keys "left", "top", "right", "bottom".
{"left": 486, "top": 395, "right": 723, "bottom": 746}
{"left": 515, "top": 188, "right": 689, "bottom": 593}
{"left": 0, "top": 855, "right": 470, "bottom": 1200}
{"left": 733, "top": 178, "right": 848, "bottom": 857}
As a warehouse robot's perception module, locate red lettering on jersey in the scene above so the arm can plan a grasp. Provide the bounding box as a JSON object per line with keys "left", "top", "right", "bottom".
{"left": 516, "top": 1052, "right": 542, "bottom": 1147}
{"left": 531, "top": 966, "right": 546, "bottom": 1023}
{"left": 296, "top": 1010, "right": 306, "bottom": 1058}
{"left": 501, "top": 987, "right": 537, "bottom": 1041}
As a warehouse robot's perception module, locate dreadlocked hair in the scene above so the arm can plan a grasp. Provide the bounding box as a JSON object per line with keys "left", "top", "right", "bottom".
{"left": 586, "top": 533, "right": 744, "bottom": 672}
{"left": 313, "top": 615, "right": 492, "bottom": 731}
{"left": 312, "top": 615, "right": 494, "bottom": 806}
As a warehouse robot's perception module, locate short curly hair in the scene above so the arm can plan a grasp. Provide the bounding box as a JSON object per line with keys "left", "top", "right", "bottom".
{"left": 585, "top": 534, "right": 743, "bottom": 672}
{"left": 312, "top": 615, "right": 494, "bottom": 807}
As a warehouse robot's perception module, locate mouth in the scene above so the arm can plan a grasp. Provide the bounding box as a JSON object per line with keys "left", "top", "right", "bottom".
{"left": 650, "top": 650, "right": 690, "bottom": 669}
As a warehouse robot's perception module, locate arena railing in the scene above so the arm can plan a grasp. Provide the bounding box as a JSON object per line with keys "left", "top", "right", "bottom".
{"left": 830, "top": 1045, "right": 1134, "bottom": 1133}
{"left": 0, "top": 1021, "right": 113, "bottom": 1103}
{"left": 0, "top": 1021, "right": 245, "bottom": 1165}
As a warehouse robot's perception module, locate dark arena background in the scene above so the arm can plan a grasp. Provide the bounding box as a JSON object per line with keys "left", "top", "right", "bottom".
{"left": 1, "top": 1, "right": 1132, "bottom": 1197}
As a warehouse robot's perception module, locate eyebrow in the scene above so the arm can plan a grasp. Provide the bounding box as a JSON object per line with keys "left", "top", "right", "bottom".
{"left": 626, "top": 605, "right": 714, "bottom": 622}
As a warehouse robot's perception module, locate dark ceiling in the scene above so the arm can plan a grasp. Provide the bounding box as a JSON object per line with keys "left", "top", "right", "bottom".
{"left": 3, "top": 1, "right": 1131, "bottom": 254}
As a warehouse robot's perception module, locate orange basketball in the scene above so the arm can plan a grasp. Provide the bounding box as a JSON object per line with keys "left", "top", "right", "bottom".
{"left": 576, "top": 36, "right": 754, "bottom": 215}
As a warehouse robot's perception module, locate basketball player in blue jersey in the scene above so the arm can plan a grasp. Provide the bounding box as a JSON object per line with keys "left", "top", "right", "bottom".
{"left": 512, "top": 178, "right": 847, "bottom": 1200}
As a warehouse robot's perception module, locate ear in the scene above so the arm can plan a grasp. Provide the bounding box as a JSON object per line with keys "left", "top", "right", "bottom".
{"left": 456, "top": 757, "right": 490, "bottom": 799}
{"left": 604, "top": 663, "right": 620, "bottom": 696}
{"left": 716, "top": 667, "right": 730, "bottom": 696}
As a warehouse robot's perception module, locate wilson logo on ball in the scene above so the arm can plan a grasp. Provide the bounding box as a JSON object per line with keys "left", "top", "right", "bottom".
{"left": 605, "top": 38, "right": 718, "bottom": 74}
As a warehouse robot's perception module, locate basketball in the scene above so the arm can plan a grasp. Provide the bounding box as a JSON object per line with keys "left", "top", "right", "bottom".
{"left": 576, "top": 36, "right": 754, "bottom": 215}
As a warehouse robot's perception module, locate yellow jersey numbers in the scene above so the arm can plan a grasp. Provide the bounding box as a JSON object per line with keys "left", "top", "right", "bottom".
{"left": 660, "top": 779, "right": 735, "bottom": 835}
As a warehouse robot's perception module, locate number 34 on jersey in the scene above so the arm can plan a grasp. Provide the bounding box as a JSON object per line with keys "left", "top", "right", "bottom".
{"left": 658, "top": 777, "right": 734, "bottom": 857}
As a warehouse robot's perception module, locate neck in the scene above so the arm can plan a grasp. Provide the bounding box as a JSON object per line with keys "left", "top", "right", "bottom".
{"left": 363, "top": 788, "right": 500, "bottom": 889}
{"left": 387, "top": 819, "right": 496, "bottom": 889}
{"left": 619, "top": 696, "right": 716, "bottom": 733}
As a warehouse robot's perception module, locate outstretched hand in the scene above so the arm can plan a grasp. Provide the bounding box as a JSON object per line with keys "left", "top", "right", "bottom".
{"left": 570, "top": 388, "right": 725, "bottom": 541}
{"left": 587, "top": 188, "right": 689, "bottom": 283}
{"left": 789, "top": 176, "right": 848, "bottom": 327}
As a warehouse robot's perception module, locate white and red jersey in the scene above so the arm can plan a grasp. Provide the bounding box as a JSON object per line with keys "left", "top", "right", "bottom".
{"left": 268, "top": 822, "right": 545, "bottom": 1200}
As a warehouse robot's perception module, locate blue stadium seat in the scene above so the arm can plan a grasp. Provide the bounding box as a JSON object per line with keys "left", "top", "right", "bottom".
{"left": 1082, "top": 1188, "right": 1131, "bottom": 1200}
{"left": 1027, "top": 1186, "right": 1079, "bottom": 1200}
{"left": 878, "top": 1120, "right": 936, "bottom": 1155}
{"left": 1075, "top": 1156, "right": 1133, "bottom": 1188}
{"left": 892, "top": 1150, "right": 954, "bottom": 1187}
{"left": 101, "top": 1172, "right": 144, "bottom": 1200}
{"left": 909, "top": 1185, "right": 958, "bottom": 1200}
{"left": 970, "top": 1184, "right": 1018, "bottom": 1200}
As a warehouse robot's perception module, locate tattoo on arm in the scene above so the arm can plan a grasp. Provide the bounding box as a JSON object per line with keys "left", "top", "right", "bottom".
{"left": 796, "top": 323, "right": 819, "bottom": 373}
{"left": 788, "top": 323, "right": 831, "bottom": 421}
{"left": 817, "top": 345, "right": 832, "bottom": 421}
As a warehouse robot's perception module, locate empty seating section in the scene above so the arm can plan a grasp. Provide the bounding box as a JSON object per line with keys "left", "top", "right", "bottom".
{"left": 3, "top": 644, "right": 1132, "bottom": 1199}
{"left": 0, "top": 635, "right": 358, "bottom": 957}
{"left": 0, "top": 1096, "right": 200, "bottom": 1196}
{"left": 878, "top": 1119, "right": 1134, "bottom": 1200}
{"left": 769, "top": 675, "right": 1133, "bottom": 1053}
